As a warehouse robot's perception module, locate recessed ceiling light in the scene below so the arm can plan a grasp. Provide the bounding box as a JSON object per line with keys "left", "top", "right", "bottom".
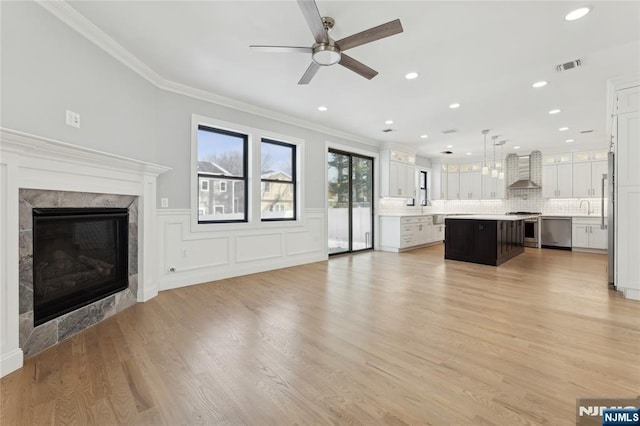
{"left": 532, "top": 81, "right": 548, "bottom": 88}
{"left": 405, "top": 72, "right": 419, "bottom": 80}
{"left": 420, "top": 134, "right": 429, "bottom": 139}
{"left": 565, "top": 139, "right": 575, "bottom": 143}
{"left": 449, "top": 103, "right": 461, "bottom": 109}
{"left": 385, "top": 120, "right": 394, "bottom": 125}
{"left": 318, "top": 106, "right": 328, "bottom": 111}
{"left": 513, "top": 146, "right": 521, "bottom": 150}
{"left": 565, "top": 7, "right": 591, "bottom": 21}
{"left": 446, "top": 145, "right": 454, "bottom": 148}
{"left": 549, "top": 109, "right": 561, "bottom": 115}
{"left": 466, "top": 152, "right": 472, "bottom": 156}
{"left": 559, "top": 127, "right": 569, "bottom": 131}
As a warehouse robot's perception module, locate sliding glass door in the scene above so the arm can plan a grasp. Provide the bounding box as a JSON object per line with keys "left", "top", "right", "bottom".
{"left": 327, "top": 149, "right": 374, "bottom": 255}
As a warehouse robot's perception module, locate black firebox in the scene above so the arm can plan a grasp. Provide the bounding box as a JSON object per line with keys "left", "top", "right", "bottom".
{"left": 32, "top": 208, "right": 129, "bottom": 326}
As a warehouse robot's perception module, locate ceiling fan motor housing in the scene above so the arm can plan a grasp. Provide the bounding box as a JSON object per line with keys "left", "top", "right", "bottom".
{"left": 312, "top": 43, "right": 341, "bottom": 66}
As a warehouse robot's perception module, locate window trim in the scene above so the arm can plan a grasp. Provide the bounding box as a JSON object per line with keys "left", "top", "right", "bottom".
{"left": 196, "top": 124, "right": 248, "bottom": 224}
{"left": 191, "top": 114, "right": 305, "bottom": 232}
{"left": 260, "top": 138, "right": 297, "bottom": 222}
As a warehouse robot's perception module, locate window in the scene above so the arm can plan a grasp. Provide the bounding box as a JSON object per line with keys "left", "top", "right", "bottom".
{"left": 419, "top": 170, "right": 429, "bottom": 205}
{"left": 197, "top": 125, "right": 248, "bottom": 223}
{"left": 261, "top": 139, "right": 296, "bottom": 220}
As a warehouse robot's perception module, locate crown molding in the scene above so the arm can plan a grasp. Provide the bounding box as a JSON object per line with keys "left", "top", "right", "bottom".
{"left": 36, "top": 1, "right": 381, "bottom": 149}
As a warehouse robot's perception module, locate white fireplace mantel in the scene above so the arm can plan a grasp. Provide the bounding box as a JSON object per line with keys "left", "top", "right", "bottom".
{"left": 0, "top": 128, "right": 170, "bottom": 377}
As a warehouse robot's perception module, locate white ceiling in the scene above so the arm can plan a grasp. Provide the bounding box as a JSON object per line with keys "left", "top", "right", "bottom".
{"left": 65, "top": 1, "right": 640, "bottom": 160}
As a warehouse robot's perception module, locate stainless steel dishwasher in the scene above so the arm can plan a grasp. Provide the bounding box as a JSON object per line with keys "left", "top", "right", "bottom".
{"left": 541, "top": 217, "right": 572, "bottom": 250}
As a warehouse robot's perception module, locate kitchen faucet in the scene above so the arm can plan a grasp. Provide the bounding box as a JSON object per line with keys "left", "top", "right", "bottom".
{"left": 579, "top": 199, "right": 594, "bottom": 215}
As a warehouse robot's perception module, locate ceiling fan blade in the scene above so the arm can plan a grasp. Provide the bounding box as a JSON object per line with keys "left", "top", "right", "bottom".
{"left": 250, "top": 45, "right": 313, "bottom": 54}
{"left": 338, "top": 54, "right": 378, "bottom": 80}
{"left": 336, "top": 19, "right": 403, "bottom": 51}
{"left": 298, "top": 62, "right": 321, "bottom": 85}
{"left": 297, "top": 0, "right": 329, "bottom": 44}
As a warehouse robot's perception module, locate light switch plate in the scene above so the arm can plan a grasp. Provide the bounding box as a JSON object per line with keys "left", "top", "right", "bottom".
{"left": 161, "top": 198, "right": 169, "bottom": 208}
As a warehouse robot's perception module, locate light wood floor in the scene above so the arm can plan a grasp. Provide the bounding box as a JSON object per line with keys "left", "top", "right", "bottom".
{"left": 2, "top": 245, "right": 639, "bottom": 425}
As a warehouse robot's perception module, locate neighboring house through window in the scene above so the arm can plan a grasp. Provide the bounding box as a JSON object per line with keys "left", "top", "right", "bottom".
{"left": 261, "top": 139, "right": 296, "bottom": 220}
{"left": 197, "top": 125, "right": 248, "bottom": 223}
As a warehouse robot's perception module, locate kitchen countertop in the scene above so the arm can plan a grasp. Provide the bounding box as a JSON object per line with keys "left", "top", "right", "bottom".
{"left": 445, "top": 214, "right": 538, "bottom": 221}
{"left": 379, "top": 213, "right": 445, "bottom": 217}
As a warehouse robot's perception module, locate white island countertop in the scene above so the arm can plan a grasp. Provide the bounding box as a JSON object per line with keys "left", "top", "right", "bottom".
{"left": 445, "top": 214, "right": 538, "bottom": 221}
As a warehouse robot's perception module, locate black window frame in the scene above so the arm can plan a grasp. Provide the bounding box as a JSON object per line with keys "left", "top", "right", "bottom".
{"left": 260, "top": 138, "right": 297, "bottom": 222}
{"left": 197, "top": 125, "right": 248, "bottom": 224}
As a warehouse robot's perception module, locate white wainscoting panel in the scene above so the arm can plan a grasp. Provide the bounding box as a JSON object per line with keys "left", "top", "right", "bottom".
{"left": 157, "top": 209, "right": 327, "bottom": 291}
{"left": 286, "top": 216, "right": 323, "bottom": 256}
{"left": 236, "top": 233, "right": 282, "bottom": 263}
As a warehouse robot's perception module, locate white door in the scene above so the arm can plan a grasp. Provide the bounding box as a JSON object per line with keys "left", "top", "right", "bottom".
{"left": 448, "top": 173, "right": 460, "bottom": 199}
{"left": 573, "top": 163, "right": 591, "bottom": 197}
{"left": 470, "top": 171, "right": 482, "bottom": 199}
{"left": 572, "top": 224, "right": 590, "bottom": 248}
{"left": 543, "top": 166, "right": 557, "bottom": 198}
{"left": 590, "top": 161, "right": 608, "bottom": 198}
{"left": 557, "top": 164, "right": 573, "bottom": 197}
{"left": 590, "top": 225, "right": 608, "bottom": 249}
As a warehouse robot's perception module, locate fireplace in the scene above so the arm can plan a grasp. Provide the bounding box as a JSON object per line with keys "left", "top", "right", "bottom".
{"left": 33, "top": 208, "right": 129, "bottom": 326}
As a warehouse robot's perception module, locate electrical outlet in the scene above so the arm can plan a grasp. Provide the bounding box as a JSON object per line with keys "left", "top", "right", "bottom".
{"left": 161, "top": 198, "right": 169, "bottom": 208}
{"left": 65, "top": 110, "right": 80, "bottom": 128}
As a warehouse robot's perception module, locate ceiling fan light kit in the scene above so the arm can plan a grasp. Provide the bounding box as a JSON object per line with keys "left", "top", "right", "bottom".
{"left": 312, "top": 43, "right": 341, "bottom": 66}
{"left": 250, "top": 0, "right": 403, "bottom": 84}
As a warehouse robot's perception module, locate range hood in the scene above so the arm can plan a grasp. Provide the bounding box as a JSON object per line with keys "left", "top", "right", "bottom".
{"left": 508, "top": 155, "right": 540, "bottom": 189}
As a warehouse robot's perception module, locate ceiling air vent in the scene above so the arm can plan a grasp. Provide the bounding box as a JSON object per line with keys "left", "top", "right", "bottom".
{"left": 441, "top": 128, "right": 458, "bottom": 134}
{"left": 440, "top": 150, "right": 453, "bottom": 155}
{"left": 555, "top": 59, "right": 583, "bottom": 72}
{"left": 580, "top": 129, "right": 595, "bottom": 134}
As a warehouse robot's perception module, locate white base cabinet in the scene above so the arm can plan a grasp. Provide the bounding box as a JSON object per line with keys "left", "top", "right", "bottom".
{"left": 572, "top": 218, "right": 608, "bottom": 251}
{"left": 379, "top": 216, "right": 444, "bottom": 252}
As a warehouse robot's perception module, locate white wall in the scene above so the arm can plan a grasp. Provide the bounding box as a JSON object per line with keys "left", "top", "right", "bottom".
{"left": 155, "top": 90, "right": 376, "bottom": 209}
{"left": 0, "top": 1, "right": 159, "bottom": 163}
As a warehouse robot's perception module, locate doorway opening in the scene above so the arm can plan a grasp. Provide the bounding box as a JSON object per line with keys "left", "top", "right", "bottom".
{"left": 327, "top": 149, "right": 374, "bottom": 255}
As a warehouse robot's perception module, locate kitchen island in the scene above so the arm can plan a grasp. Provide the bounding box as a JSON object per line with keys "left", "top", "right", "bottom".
{"left": 444, "top": 215, "right": 527, "bottom": 266}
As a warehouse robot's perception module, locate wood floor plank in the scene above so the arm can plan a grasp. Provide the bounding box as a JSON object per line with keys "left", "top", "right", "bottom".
{"left": 2, "top": 245, "right": 639, "bottom": 425}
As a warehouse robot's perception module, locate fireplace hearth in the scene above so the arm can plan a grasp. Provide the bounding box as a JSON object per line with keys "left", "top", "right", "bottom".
{"left": 33, "top": 208, "right": 129, "bottom": 326}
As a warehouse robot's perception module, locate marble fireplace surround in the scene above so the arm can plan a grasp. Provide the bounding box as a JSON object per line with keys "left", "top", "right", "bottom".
{"left": 1, "top": 129, "right": 170, "bottom": 377}
{"left": 19, "top": 190, "right": 139, "bottom": 357}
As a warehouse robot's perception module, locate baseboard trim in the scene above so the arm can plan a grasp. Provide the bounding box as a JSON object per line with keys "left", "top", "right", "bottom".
{"left": 138, "top": 284, "right": 158, "bottom": 302}
{"left": 1, "top": 348, "right": 24, "bottom": 378}
{"left": 159, "top": 253, "right": 327, "bottom": 291}
{"left": 620, "top": 287, "right": 640, "bottom": 301}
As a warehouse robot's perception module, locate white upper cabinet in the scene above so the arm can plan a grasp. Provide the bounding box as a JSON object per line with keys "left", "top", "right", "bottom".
{"left": 380, "top": 149, "right": 417, "bottom": 198}
{"left": 573, "top": 160, "right": 607, "bottom": 197}
{"left": 543, "top": 163, "right": 572, "bottom": 198}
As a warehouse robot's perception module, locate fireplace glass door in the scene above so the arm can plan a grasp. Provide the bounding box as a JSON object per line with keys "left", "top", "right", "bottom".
{"left": 33, "top": 208, "right": 129, "bottom": 325}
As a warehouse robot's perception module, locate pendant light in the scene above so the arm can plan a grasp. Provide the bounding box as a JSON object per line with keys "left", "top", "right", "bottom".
{"left": 481, "top": 129, "right": 489, "bottom": 175}
{"left": 491, "top": 136, "right": 498, "bottom": 178}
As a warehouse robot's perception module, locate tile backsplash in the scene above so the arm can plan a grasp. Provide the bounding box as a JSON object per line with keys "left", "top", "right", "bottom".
{"left": 379, "top": 197, "right": 606, "bottom": 216}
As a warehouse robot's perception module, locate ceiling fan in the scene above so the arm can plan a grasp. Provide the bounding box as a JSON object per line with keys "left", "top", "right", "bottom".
{"left": 250, "top": 0, "right": 403, "bottom": 85}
